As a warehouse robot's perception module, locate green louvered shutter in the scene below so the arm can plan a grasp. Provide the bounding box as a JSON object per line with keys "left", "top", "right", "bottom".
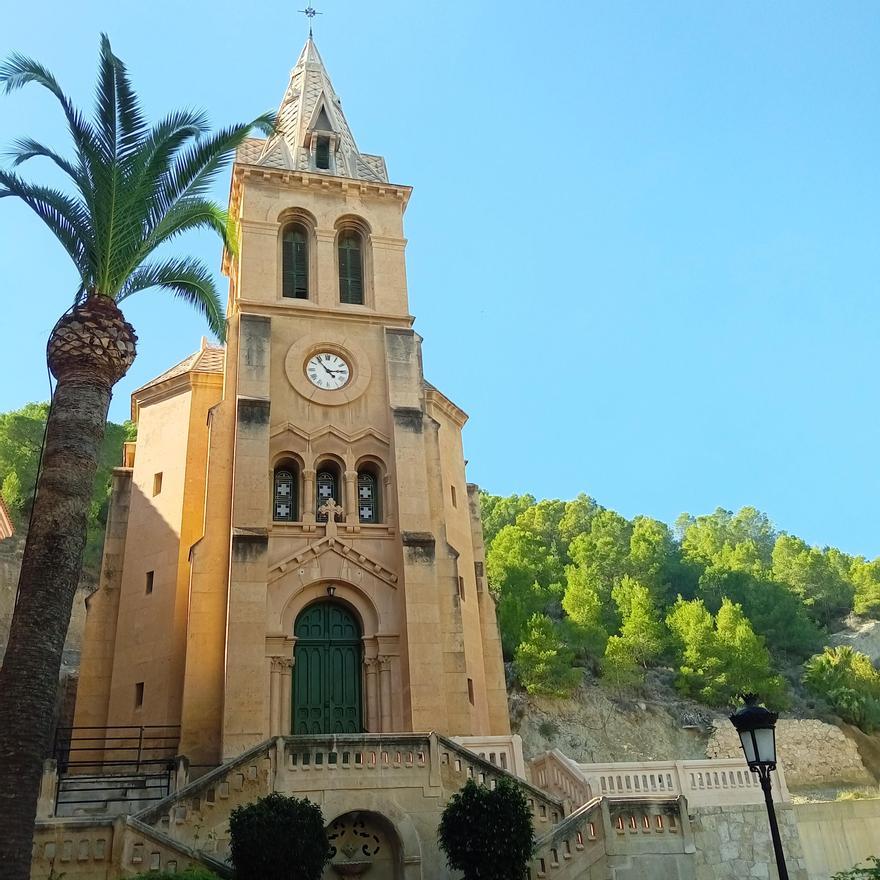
{"left": 338, "top": 232, "right": 364, "bottom": 304}
{"left": 282, "top": 226, "right": 308, "bottom": 299}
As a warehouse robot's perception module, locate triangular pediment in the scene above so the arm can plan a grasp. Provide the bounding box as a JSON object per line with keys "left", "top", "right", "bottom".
{"left": 308, "top": 98, "right": 335, "bottom": 134}
{"left": 268, "top": 536, "right": 398, "bottom": 588}
{"left": 269, "top": 422, "right": 390, "bottom": 447}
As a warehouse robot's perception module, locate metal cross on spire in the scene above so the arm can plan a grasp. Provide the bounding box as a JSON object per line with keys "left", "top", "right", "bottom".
{"left": 299, "top": 5, "right": 322, "bottom": 37}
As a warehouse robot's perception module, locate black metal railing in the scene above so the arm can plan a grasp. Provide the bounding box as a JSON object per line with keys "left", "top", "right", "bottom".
{"left": 50, "top": 725, "right": 181, "bottom": 816}
{"left": 53, "top": 724, "right": 181, "bottom": 773}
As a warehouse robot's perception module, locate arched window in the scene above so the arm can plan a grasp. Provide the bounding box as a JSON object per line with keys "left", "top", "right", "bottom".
{"left": 357, "top": 470, "right": 380, "bottom": 524}
{"left": 282, "top": 224, "right": 309, "bottom": 299}
{"left": 338, "top": 230, "right": 364, "bottom": 305}
{"left": 273, "top": 465, "right": 298, "bottom": 522}
{"left": 316, "top": 466, "right": 340, "bottom": 520}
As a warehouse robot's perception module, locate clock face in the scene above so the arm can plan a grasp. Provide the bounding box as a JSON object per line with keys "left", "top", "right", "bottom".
{"left": 306, "top": 352, "right": 351, "bottom": 390}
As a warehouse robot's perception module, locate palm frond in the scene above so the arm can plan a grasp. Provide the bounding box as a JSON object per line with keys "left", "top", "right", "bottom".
{"left": 116, "top": 257, "right": 225, "bottom": 340}
{"left": 114, "top": 199, "right": 234, "bottom": 285}
{"left": 0, "top": 170, "right": 93, "bottom": 281}
{"left": 0, "top": 52, "right": 103, "bottom": 196}
{"left": 5, "top": 137, "right": 82, "bottom": 184}
{"left": 104, "top": 35, "right": 147, "bottom": 163}
{"left": 155, "top": 113, "right": 275, "bottom": 213}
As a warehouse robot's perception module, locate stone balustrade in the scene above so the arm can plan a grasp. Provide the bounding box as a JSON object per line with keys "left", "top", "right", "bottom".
{"left": 451, "top": 733, "right": 527, "bottom": 779}
{"left": 531, "top": 750, "right": 790, "bottom": 809}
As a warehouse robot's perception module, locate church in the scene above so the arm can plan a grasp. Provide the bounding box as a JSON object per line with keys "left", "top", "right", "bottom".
{"left": 34, "top": 34, "right": 789, "bottom": 880}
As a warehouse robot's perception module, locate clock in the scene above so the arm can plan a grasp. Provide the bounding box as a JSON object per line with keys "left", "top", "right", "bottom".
{"left": 306, "top": 352, "right": 351, "bottom": 390}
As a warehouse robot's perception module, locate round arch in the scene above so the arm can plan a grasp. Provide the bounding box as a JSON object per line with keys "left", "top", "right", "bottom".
{"left": 323, "top": 806, "right": 419, "bottom": 880}
{"left": 280, "top": 580, "right": 380, "bottom": 640}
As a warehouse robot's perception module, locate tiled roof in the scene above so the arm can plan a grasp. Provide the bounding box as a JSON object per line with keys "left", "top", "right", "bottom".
{"left": 133, "top": 345, "right": 225, "bottom": 395}
{"left": 235, "top": 37, "right": 388, "bottom": 183}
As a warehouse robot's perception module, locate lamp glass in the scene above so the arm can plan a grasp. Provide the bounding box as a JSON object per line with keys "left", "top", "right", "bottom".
{"left": 738, "top": 729, "right": 757, "bottom": 765}
{"left": 754, "top": 727, "right": 776, "bottom": 765}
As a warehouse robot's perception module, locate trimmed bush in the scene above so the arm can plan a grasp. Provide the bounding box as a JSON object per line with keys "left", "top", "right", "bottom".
{"left": 438, "top": 777, "right": 534, "bottom": 880}
{"left": 229, "top": 792, "right": 331, "bottom": 880}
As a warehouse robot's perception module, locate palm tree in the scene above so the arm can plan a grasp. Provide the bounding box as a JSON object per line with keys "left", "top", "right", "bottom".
{"left": 0, "top": 35, "right": 272, "bottom": 879}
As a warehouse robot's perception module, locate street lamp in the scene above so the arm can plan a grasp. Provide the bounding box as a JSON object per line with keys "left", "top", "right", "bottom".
{"left": 729, "top": 694, "right": 789, "bottom": 880}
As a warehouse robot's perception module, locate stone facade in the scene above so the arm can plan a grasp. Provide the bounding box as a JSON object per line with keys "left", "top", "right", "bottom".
{"left": 708, "top": 720, "right": 873, "bottom": 789}
{"left": 73, "top": 34, "right": 509, "bottom": 769}
{"left": 690, "top": 804, "right": 809, "bottom": 880}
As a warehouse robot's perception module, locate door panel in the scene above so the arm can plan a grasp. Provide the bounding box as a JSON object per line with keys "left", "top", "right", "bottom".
{"left": 293, "top": 601, "right": 362, "bottom": 734}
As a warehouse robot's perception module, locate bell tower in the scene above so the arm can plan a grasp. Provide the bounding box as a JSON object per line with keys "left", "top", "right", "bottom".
{"left": 75, "top": 37, "right": 510, "bottom": 768}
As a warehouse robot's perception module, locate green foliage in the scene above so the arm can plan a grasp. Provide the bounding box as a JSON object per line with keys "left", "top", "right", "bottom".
{"left": 678, "top": 506, "right": 776, "bottom": 575}
{"left": 438, "top": 777, "right": 535, "bottom": 880}
{"left": 0, "top": 403, "right": 131, "bottom": 571}
{"left": 487, "top": 524, "right": 563, "bottom": 656}
{"left": 228, "top": 792, "right": 331, "bottom": 880}
{"left": 666, "top": 598, "right": 785, "bottom": 707}
{"left": 484, "top": 491, "right": 876, "bottom": 711}
{"left": 698, "top": 567, "right": 821, "bottom": 662}
{"left": 851, "top": 558, "right": 880, "bottom": 619}
{"left": 480, "top": 492, "right": 536, "bottom": 546}
{"left": 772, "top": 536, "right": 855, "bottom": 626}
{"left": 0, "top": 36, "right": 275, "bottom": 338}
{"left": 514, "top": 614, "right": 580, "bottom": 697}
{"left": 832, "top": 855, "right": 880, "bottom": 880}
{"left": 610, "top": 578, "right": 665, "bottom": 668}
{"left": 130, "top": 868, "right": 219, "bottom": 880}
{"left": 803, "top": 647, "right": 880, "bottom": 733}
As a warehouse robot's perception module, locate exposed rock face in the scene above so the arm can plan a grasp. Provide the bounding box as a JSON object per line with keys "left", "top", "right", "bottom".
{"left": 511, "top": 683, "right": 710, "bottom": 763}
{"left": 829, "top": 615, "right": 880, "bottom": 663}
{"left": 708, "top": 719, "right": 875, "bottom": 789}
{"left": 0, "top": 533, "right": 91, "bottom": 670}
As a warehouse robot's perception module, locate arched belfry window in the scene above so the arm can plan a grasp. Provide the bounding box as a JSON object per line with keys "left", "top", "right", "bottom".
{"left": 338, "top": 230, "right": 364, "bottom": 305}
{"left": 273, "top": 465, "right": 298, "bottom": 522}
{"left": 357, "top": 471, "right": 379, "bottom": 524}
{"left": 282, "top": 224, "right": 309, "bottom": 299}
{"left": 316, "top": 468, "right": 340, "bottom": 520}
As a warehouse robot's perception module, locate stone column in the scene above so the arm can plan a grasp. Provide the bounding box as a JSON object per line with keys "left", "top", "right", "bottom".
{"left": 282, "top": 657, "right": 293, "bottom": 735}
{"left": 365, "top": 658, "right": 380, "bottom": 732}
{"left": 269, "top": 657, "right": 283, "bottom": 737}
{"left": 379, "top": 656, "right": 393, "bottom": 732}
{"left": 382, "top": 474, "right": 394, "bottom": 526}
{"left": 344, "top": 469, "right": 358, "bottom": 525}
{"left": 302, "top": 469, "right": 316, "bottom": 524}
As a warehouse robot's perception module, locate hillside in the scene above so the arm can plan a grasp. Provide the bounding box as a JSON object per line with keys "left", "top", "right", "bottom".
{"left": 484, "top": 491, "right": 880, "bottom": 794}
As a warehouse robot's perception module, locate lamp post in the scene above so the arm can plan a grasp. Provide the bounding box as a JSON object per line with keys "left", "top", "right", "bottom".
{"left": 729, "top": 694, "right": 789, "bottom": 880}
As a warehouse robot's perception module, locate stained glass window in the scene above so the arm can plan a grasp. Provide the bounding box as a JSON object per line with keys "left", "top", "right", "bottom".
{"left": 357, "top": 472, "right": 378, "bottom": 523}
{"left": 273, "top": 468, "right": 297, "bottom": 522}
{"left": 316, "top": 471, "right": 338, "bottom": 520}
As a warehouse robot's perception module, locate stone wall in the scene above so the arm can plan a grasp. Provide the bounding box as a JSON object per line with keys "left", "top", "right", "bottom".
{"left": 691, "top": 803, "right": 809, "bottom": 880}
{"left": 795, "top": 799, "right": 880, "bottom": 880}
{"left": 708, "top": 719, "right": 874, "bottom": 789}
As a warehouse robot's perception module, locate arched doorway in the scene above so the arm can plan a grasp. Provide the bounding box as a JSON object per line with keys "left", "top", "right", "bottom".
{"left": 293, "top": 601, "right": 363, "bottom": 734}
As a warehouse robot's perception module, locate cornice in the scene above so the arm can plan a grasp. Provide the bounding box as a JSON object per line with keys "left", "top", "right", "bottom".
{"left": 234, "top": 299, "right": 414, "bottom": 329}
{"left": 425, "top": 387, "right": 469, "bottom": 428}
{"left": 270, "top": 422, "right": 391, "bottom": 447}
{"left": 233, "top": 163, "right": 412, "bottom": 207}
{"left": 131, "top": 370, "right": 223, "bottom": 420}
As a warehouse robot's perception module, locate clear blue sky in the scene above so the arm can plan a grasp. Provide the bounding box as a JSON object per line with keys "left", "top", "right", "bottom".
{"left": 1, "top": 2, "right": 878, "bottom": 557}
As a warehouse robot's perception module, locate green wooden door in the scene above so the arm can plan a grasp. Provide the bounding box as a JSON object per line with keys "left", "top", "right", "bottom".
{"left": 293, "top": 602, "right": 362, "bottom": 734}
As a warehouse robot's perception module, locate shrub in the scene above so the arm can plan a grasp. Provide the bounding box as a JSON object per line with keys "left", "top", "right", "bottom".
{"left": 229, "top": 792, "right": 331, "bottom": 880}
{"left": 130, "top": 869, "right": 219, "bottom": 880}
{"left": 804, "top": 646, "right": 880, "bottom": 733}
{"left": 438, "top": 777, "right": 534, "bottom": 880}
{"left": 833, "top": 855, "right": 880, "bottom": 880}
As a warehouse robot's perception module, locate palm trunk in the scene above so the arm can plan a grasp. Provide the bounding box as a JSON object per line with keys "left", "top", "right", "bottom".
{"left": 0, "top": 295, "right": 135, "bottom": 880}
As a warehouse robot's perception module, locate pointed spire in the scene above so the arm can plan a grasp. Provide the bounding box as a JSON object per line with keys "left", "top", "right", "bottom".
{"left": 244, "top": 37, "right": 388, "bottom": 183}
